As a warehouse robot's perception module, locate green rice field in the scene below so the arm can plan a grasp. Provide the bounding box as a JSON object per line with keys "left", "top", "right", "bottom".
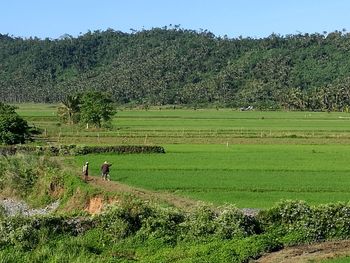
{"left": 16, "top": 104, "right": 350, "bottom": 145}
{"left": 75, "top": 144, "right": 350, "bottom": 208}
{"left": 16, "top": 104, "right": 350, "bottom": 208}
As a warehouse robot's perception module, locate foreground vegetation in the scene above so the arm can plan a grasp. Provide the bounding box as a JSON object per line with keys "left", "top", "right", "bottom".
{"left": 2, "top": 155, "right": 350, "bottom": 262}
{"left": 2, "top": 27, "right": 350, "bottom": 111}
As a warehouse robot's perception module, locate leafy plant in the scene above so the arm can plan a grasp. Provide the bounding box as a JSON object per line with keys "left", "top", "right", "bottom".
{"left": 0, "top": 103, "right": 32, "bottom": 145}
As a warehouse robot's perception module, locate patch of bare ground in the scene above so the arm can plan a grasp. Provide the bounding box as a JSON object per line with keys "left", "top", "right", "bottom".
{"left": 255, "top": 240, "right": 350, "bottom": 263}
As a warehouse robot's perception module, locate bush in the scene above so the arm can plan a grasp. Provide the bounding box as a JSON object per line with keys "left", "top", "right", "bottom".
{"left": 0, "top": 145, "right": 166, "bottom": 156}
{"left": 215, "top": 204, "right": 259, "bottom": 239}
{"left": 258, "top": 200, "right": 312, "bottom": 230}
{"left": 180, "top": 205, "right": 217, "bottom": 240}
{"left": 73, "top": 145, "right": 165, "bottom": 155}
{"left": 97, "top": 199, "right": 154, "bottom": 240}
{"left": 0, "top": 215, "right": 94, "bottom": 251}
{"left": 180, "top": 204, "right": 260, "bottom": 241}
{"left": 0, "top": 155, "right": 39, "bottom": 197}
{"left": 138, "top": 206, "right": 184, "bottom": 244}
{"left": 259, "top": 200, "right": 350, "bottom": 244}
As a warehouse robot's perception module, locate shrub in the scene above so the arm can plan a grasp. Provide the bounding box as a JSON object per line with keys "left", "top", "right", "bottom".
{"left": 97, "top": 199, "right": 153, "bottom": 240}
{"left": 258, "top": 200, "right": 312, "bottom": 227}
{"left": 0, "top": 215, "right": 94, "bottom": 251}
{"left": 138, "top": 206, "right": 184, "bottom": 244}
{"left": 180, "top": 204, "right": 259, "bottom": 241}
{"left": 0, "top": 155, "right": 39, "bottom": 197}
{"left": 72, "top": 145, "right": 165, "bottom": 155}
{"left": 259, "top": 200, "right": 350, "bottom": 245}
{"left": 215, "top": 204, "right": 259, "bottom": 239}
{"left": 180, "top": 204, "right": 217, "bottom": 240}
{"left": 0, "top": 145, "right": 166, "bottom": 156}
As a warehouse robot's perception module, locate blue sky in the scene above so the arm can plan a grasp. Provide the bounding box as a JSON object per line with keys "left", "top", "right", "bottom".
{"left": 1, "top": 0, "right": 350, "bottom": 39}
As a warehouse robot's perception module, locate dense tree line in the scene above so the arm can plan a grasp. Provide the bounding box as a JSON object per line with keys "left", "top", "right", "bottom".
{"left": 2, "top": 27, "right": 350, "bottom": 110}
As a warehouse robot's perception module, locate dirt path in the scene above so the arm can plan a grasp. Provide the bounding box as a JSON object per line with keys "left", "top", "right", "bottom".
{"left": 87, "top": 176, "right": 201, "bottom": 211}
{"left": 87, "top": 176, "right": 260, "bottom": 216}
{"left": 255, "top": 240, "right": 350, "bottom": 263}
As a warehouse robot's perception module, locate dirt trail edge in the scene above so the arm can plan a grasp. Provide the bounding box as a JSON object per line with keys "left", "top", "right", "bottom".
{"left": 87, "top": 176, "right": 259, "bottom": 215}
{"left": 255, "top": 240, "right": 350, "bottom": 263}
{"left": 88, "top": 176, "right": 202, "bottom": 211}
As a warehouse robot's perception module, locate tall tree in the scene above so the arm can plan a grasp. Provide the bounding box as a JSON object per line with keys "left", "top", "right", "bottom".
{"left": 0, "top": 103, "right": 32, "bottom": 144}
{"left": 80, "top": 91, "right": 115, "bottom": 128}
{"left": 57, "top": 94, "right": 81, "bottom": 124}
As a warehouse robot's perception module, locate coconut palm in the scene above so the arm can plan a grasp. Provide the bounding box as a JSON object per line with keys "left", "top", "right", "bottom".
{"left": 57, "top": 95, "right": 80, "bottom": 124}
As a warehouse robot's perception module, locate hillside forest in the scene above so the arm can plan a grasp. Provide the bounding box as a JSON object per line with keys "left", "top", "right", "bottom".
{"left": 2, "top": 27, "right": 350, "bottom": 110}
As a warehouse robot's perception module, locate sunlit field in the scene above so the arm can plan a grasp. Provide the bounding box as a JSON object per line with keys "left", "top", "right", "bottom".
{"left": 75, "top": 144, "right": 350, "bottom": 208}
{"left": 15, "top": 104, "right": 350, "bottom": 208}
{"left": 16, "top": 104, "right": 350, "bottom": 145}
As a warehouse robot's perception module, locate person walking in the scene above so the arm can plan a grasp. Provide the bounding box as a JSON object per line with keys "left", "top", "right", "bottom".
{"left": 82, "top": 161, "right": 89, "bottom": 182}
{"left": 101, "top": 161, "right": 112, "bottom": 181}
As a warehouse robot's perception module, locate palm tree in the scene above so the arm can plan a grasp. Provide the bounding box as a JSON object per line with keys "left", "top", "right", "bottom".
{"left": 57, "top": 95, "right": 80, "bottom": 124}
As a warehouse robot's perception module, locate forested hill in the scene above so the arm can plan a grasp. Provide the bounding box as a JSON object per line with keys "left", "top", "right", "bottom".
{"left": 2, "top": 27, "right": 350, "bottom": 110}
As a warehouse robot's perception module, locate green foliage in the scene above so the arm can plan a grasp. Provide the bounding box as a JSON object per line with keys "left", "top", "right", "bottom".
{"left": 2, "top": 198, "right": 350, "bottom": 262}
{"left": 0, "top": 103, "right": 32, "bottom": 145}
{"left": 0, "top": 215, "right": 94, "bottom": 252}
{"left": 73, "top": 145, "right": 165, "bottom": 155}
{"left": 97, "top": 199, "right": 153, "bottom": 240}
{"left": 0, "top": 155, "right": 39, "bottom": 197}
{"left": 179, "top": 204, "right": 259, "bottom": 242}
{"left": 2, "top": 28, "right": 350, "bottom": 110}
{"left": 57, "top": 94, "right": 81, "bottom": 124}
{"left": 259, "top": 200, "right": 350, "bottom": 243}
{"left": 215, "top": 205, "right": 259, "bottom": 239}
{"left": 138, "top": 206, "right": 184, "bottom": 244}
{"left": 321, "top": 256, "right": 350, "bottom": 263}
{"left": 0, "top": 144, "right": 165, "bottom": 156}
{"left": 80, "top": 91, "right": 115, "bottom": 128}
{"left": 181, "top": 205, "right": 217, "bottom": 239}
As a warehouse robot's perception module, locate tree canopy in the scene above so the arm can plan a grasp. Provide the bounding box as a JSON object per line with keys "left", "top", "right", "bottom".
{"left": 1, "top": 27, "right": 350, "bottom": 110}
{"left": 57, "top": 94, "right": 80, "bottom": 124}
{"left": 80, "top": 91, "right": 115, "bottom": 128}
{"left": 0, "top": 103, "right": 32, "bottom": 144}
{"left": 57, "top": 91, "right": 115, "bottom": 128}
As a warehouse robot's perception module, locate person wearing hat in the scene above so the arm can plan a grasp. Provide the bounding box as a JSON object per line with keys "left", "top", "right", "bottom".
{"left": 82, "top": 161, "right": 89, "bottom": 182}
{"left": 101, "top": 161, "right": 112, "bottom": 181}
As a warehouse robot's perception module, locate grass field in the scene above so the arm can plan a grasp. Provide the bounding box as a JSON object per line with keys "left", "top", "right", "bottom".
{"left": 16, "top": 104, "right": 350, "bottom": 145}
{"left": 322, "top": 257, "right": 350, "bottom": 263}
{"left": 14, "top": 104, "right": 350, "bottom": 208}
{"left": 75, "top": 144, "right": 350, "bottom": 208}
